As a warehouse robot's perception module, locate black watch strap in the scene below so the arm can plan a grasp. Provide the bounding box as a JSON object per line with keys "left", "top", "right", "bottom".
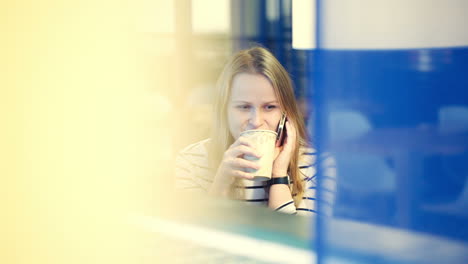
{"left": 269, "top": 176, "right": 289, "bottom": 185}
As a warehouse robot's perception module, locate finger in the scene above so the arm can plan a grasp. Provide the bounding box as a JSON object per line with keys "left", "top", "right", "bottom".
{"left": 287, "top": 121, "right": 297, "bottom": 140}
{"left": 231, "top": 157, "right": 261, "bottom": 170}
{"left": 232, "top": 170, "right": 254, "bottom": 180}
{"left": 226, "top": 140, "right": 255, "bottom": 158}
{"left": 283, "top": 121, "right": 296, "bottom": 150}
{"left": 232, "top": 145, "right": 262, "bottom": 158}
{"left": 236, "top": 137, "right": 254, "bottom": 148}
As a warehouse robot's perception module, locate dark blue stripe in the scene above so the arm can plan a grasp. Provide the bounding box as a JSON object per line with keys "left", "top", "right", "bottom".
{"left": 296, "top": 208, "right": 318, "bottom": 213}
{"left": 290, "top": 176, "right": 317, "bottom": 184}
{"left": 236, "top": 185, "right": 265, "bottom": 189}
{"left": 302, "top": 197, "right": 316, "bottom": 200}
{"left": 275, "top": 200, "right": 294, "bottom": 211}
{"left": 235, "top": 185, "right": 265, "bottom": 189}
{"left": 302, "top": 152, "right": 316, "bottom": 155}
{"left": 243, "top": 199, "right": 269, "bottom": 202}
{"left": 304, "top": 175, "right": 317, "bottom": 182}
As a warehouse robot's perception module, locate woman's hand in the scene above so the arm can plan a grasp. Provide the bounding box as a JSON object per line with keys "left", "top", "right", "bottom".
{"left": 209, "top": 136, "right": 262, "bottom": 196}
{"left": 272, "top": 121, "right": 296, "bottom": 177}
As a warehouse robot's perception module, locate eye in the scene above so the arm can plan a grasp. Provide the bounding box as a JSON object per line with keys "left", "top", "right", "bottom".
{"left": 236, "top": 104, "right": 251, "bottom": 110}
{"left": 265, "top": 105, "right": 277, "bottom": 111}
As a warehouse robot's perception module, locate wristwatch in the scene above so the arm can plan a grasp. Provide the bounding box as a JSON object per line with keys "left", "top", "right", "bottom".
{"left": 269, "top": 176, "right": 289, "bottom": 185}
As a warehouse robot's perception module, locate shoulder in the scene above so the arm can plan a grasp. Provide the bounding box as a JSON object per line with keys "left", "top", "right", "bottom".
{"left": 175, "top": 139, "right": 214, "bottom": 191}
{"left": 179, "top": 138, "right": 211, "bottom": 156}
{"left": 176, "top": 138, "right": 212, "bottom": 170}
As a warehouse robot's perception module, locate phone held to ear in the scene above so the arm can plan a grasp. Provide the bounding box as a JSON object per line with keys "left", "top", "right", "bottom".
{"left": 276, "top": 114, "right": 287, "bottom": 147}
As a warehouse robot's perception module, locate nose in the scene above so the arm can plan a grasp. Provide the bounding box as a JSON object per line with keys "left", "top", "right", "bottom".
{"left": 249, "top": 109, "right": 263, "bottom": 129}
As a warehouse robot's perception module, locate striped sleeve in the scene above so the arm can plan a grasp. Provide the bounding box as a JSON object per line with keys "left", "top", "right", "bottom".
{"left": 296, "top": 184, "right": 318, "bottom": 216}
{"left": 274, "top": 199, "right": 297, "bottom": 214}
{"left": 270, "top": 149, "right": 316, "bottom": 216}
{"left": 293, "top": 148, "right": 337, "bottom": 217}
{"left": 239, "top": 179, "right": 269, "bottom": 206}
{"left": 295, "top": 149, "right": 318, "bottom": 216}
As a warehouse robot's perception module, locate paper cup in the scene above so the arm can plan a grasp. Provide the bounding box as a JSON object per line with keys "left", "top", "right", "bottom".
{"left": 240, "top": 129, "right": 277, "bottom": 181}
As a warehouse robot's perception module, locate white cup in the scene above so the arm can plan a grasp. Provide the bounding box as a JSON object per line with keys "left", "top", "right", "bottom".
{"left": 240, "top": 129, "right": 277, "bottom": 181}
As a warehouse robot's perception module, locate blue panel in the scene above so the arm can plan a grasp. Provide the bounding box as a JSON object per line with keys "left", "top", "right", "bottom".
{"left": 313, "top": 47, "right": 468, "bottom": 263}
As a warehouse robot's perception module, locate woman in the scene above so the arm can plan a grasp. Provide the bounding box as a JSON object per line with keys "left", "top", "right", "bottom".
{"left": 175, "top": 47, "right": 335, "bottom": 216}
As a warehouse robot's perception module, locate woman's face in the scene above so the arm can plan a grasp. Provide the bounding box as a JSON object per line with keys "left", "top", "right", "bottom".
{"left": 227, "top": 73, "right": 283, "bottom": 139}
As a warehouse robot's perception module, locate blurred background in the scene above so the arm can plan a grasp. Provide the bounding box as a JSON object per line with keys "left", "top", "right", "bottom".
{"left": 138, "top": 0, "right": 468, "bottom": 263}
{"left": 4, "top": 0, "right": 468, "bottom": 263}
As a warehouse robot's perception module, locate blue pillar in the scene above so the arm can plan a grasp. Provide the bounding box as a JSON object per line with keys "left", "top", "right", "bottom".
{"left": 312, "top": 1, "right": 468, "bottom": 263}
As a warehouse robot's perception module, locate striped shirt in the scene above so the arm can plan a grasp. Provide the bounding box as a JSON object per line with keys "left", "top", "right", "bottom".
{"left": 175, "top": 139, "right": 336, "bottom": 216}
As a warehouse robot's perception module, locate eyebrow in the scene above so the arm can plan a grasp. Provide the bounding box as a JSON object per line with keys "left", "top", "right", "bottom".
{"left": 231, "top": 100, "right": 279, "bottom": 104}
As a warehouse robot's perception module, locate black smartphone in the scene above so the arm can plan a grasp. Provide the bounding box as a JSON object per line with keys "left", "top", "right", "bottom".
{"left": 276, "top": 114, "right": 287, "bottom": 147}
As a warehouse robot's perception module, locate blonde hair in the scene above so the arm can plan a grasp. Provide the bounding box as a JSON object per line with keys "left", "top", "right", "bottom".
{"left": 209, "top": 46, "right": 308, "bottom": 206}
